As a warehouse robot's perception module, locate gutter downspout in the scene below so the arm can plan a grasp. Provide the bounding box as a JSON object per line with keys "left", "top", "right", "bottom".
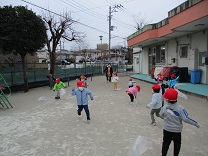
{"left": 175, "top": 38, "right": 179, "bottom": 66}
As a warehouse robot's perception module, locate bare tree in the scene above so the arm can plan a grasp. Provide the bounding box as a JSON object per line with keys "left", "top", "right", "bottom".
{"left": 43, "top": 11, "right": 84, "bottom": 74}
{"left": 133, "top": 14, "right": 149, "bottom": 31}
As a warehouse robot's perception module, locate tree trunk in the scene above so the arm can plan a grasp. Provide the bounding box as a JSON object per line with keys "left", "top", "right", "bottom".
{"left": 21, "top": 55, "right": 29, "bottom": 92}
{"left": 50, "top": 50, "right": 55, "bottom": 75}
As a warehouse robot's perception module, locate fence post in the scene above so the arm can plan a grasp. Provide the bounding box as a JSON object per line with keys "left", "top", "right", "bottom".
{"left": 50, "top": 75, "right": 53, "bottom": 90}
{"left": 68, "top": 72, "right": 70, "bottom": 86}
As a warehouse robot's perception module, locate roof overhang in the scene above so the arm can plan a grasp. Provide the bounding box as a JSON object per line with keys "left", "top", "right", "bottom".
{"left": 128, "top": 0, "right": 208, "bottom": 48}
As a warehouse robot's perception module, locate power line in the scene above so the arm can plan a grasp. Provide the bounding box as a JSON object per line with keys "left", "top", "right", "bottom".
{"left": 20, "top": 0, "right": 124, "bottom": 39}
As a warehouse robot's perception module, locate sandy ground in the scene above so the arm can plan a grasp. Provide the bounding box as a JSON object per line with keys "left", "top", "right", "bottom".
{"left": 0, "top": 74, "right": 208, "bottom": 156}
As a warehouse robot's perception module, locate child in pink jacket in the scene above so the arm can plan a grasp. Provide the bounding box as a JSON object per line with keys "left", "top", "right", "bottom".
{"left": 126, "top": 85, "right": 140, "bottom": 104}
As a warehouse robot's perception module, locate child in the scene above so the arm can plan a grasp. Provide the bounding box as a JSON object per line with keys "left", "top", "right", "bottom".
{"left": 126, "top": 85, "right": 140, "bottom": 104}
{"left": 53, "top": 78, "right": 66, "bottom": 99}
{"left": 112, "top": 72, "right": 119, "bottom": 90}
{"left": 160, "top": 88, "right": 200, "bottom": 156}
{"left": 71, "top": 81, "right": 94, "bottom": 121}
{"left": 154, "top": 73, "right": 162, "bottom": 82}
{"left": 128, "top": 78, "right": 134, "bottom": 88}
{"left": 80, "top": 75, "right": 87, "bottom": 88}
{"left": 146, "top": 84, "right": 162, "bottom": 126}
{"left": 158, "top": 77, "right": 169, "bottom": 106}
{"left": 169, "top": 73, "right": 179, "bottom": 88}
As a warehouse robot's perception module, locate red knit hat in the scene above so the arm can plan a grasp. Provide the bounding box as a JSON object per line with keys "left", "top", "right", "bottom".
{"left": 158, "top": 77, "right": 163, "bottom": 81}
{"left": 55, "top": 78, "right": 60, "bottom": 83}
{"left": 130, "top": 78, "right": 132, "bottom": 80}
{"left": 77, "top": 81, "right": 85, "bottom": 87}
{"left": 171, "top": 73, "right": 176, "bottom": 78}
{"left": 136, "top": 85, "right": 140, "bottom": 90}
{"left": 152, "top": 84, "right": 161, "bottom": 90}
{"left": 163, "top": 88, "right": 178, "bottom": 101}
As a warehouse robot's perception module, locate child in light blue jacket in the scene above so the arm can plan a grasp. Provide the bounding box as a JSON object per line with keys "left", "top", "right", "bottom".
{"left": 146, "top": 84, "right": 162, "bottom": 126}
{"left": 71, "top": 81, "right": 94, "bottom": 121}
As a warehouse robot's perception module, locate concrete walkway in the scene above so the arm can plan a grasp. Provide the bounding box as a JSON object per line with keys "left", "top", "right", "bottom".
{"left": 0, "top": 74, "right": 208, "bottom": 156}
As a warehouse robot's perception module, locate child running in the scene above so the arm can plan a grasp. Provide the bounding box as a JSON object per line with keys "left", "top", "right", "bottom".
{"left": 112, "top": 72, "right": 119, "bottom": 90}
{"left": 160, "top": 88, "right": 200, "bottom": 156}
{"left": 146, "top": 84, "right": 162, "bottom": 126}
{"left": 128, "top": 78, "right": 134, "bottom": 88}
{"left": 169, "top": 73, "right": 179, "bottom": 88}
{"left": 71, "top": 81, "right": 94, "bottom": 121}
{"left": 53, "top": 78, "right": 66, "bottom": 99}
{"left": 158, "top": 77, "right": 169, "bottom": 106}
{"left": 126, "top": 85, "right": 140, "bottom": 104}
{"left": 80, "top": 74, "right": 88, "bottom": 88}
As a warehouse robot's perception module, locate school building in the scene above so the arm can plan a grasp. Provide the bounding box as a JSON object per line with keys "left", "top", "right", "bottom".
{"left": 127, "top": 0, "right": 208, "bottom": 84}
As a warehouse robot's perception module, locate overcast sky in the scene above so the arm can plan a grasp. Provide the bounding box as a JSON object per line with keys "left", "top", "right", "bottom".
{"left": 1, "top": 0, "right": 187, "bottom": 50}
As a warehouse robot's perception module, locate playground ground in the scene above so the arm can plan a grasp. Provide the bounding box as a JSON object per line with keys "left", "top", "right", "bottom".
{"left": 0, "top": 74, "right": 208, "bottom": 156}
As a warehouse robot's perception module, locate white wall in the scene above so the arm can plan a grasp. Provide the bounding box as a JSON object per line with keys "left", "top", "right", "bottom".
{"left": 191, "top": 31, "right": 207, "bottom": 84}
{"left": 142, "top": 47, "right": 149, "bottom": 74}
{"left": 166, "top": 40, "right": 177, "bottom": 66}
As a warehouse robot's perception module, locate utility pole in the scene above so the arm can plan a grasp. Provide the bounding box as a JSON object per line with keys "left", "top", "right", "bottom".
{"left": 108, "top": 4, "right": 123, "bottom": 63}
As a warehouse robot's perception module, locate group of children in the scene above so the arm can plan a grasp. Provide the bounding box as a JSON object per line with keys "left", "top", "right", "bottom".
{"left": 145, "top": 73, "right": 200, "bottom": 156}
{"left": 51, "top": 72, "right": 200, "bottom": 156}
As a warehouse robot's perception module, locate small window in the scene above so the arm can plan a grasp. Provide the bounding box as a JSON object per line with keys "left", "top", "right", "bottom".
{"left": 180, "top": 46, "right": 188, "bottom": 58}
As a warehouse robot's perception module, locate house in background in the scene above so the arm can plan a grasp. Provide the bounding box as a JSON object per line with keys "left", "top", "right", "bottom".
{"left": 127, "top": 0, "right": 208, "bottom": 84}
{"left": 35, "top": 49, "right": 49, "bottom": 63}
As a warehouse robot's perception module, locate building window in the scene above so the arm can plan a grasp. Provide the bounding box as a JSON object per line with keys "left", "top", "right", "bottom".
{"left": 155, "top": 45, "right": 165, "bottom": 63}
{"left": 180, "top": 46, "right": 188, "bottom": 58}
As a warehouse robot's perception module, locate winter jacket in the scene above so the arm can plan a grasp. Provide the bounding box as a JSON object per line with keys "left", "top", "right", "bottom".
{"left": 126, "top": 86, "right": 139, "bottom": 97}
{"left": 147, "top": 93, "right": 162, "bottom": 109}
{"left": 112, "top": 76, "right": 119, "bottom": 82}
{"left": 159, "top": 102, "right": 200, "bottom": 133}
{"left": 160, "top": 83, "right": 169, "bottom": 95}
{"left": 169, "top": 76, "right": 179, "bottom": 88}
{"left": 71, "top": 88, "right": 94, "bottom": 105}
{"left": 104, "top": 66, "right": 113, "bottom": 77}
{"left": 53, "top": 82, "right": 66, "bottom": 91}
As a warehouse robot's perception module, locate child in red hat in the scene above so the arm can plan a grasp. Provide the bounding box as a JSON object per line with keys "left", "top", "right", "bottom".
{"left": 169, "top": 73, "right": 179, "bottom": 88}
{"left": 146, "top": 84, "right": 163, "bottom": 126}
{"left": 53, "top": 78, "right": 66, "bottom": 99}
{"left": 71, "top": 81, "right": 94, "bottom": 121}
{"left": 112, "top": 72, "right": 119, "bottom": 90}
{"left": 157, "top": 77, "right": 169, "bottom": 106}
{"left": 128, "top": 78, "right": 135, "bottom": 88}
{"left": 80, "top": 74, "right": 88, "bottom": 88}
{"left": 126, "top": 85, "right": 140, "bottom": 105}
{"left": 160, "top": 88, "right": 200, "bottom": 156}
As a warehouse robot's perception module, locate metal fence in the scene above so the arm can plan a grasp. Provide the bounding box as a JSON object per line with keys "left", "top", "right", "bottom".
{"left": 0, "top": 63, "right": 132, "bottom": 87}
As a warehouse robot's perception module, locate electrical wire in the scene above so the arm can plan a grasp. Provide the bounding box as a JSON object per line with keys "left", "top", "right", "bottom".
{"left": 20, "top": 0, "right": 124, "bottom": 39}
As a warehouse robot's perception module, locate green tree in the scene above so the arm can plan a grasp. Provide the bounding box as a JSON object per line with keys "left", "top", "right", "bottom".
{"left": 0, "top": 6, "right": 47, "bottom": 92}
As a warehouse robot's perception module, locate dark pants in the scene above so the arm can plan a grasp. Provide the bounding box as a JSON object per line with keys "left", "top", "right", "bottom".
{"left": 106, "top": 76, "right": 112, "bottom": 82}
{"left": 162, "top": 129, "right": 181, "bottom": 156}
{"left": 77, "top": 105, "right": 90, "bottom": 118}
{"left": 128, "top": 93, "right": 134, "bottom": 102}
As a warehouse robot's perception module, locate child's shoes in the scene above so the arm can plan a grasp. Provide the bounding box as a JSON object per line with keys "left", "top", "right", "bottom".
{"left": 150, "top": 121, "right": 156, "bottom": 126}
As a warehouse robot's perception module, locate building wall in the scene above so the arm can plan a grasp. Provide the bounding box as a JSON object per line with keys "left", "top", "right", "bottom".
{"left": 142, "top": 47, "right": 149, "bottom": 75}
{"left": 166, "top": 39, "right": 177, "bottom": 66}
{"left": 191, "top": 31, "right": 208, "bottom": 84}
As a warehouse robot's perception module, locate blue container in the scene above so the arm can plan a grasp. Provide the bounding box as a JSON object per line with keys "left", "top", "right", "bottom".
{"left": 190, "top": 69, "right": 202, "bottom": 84}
